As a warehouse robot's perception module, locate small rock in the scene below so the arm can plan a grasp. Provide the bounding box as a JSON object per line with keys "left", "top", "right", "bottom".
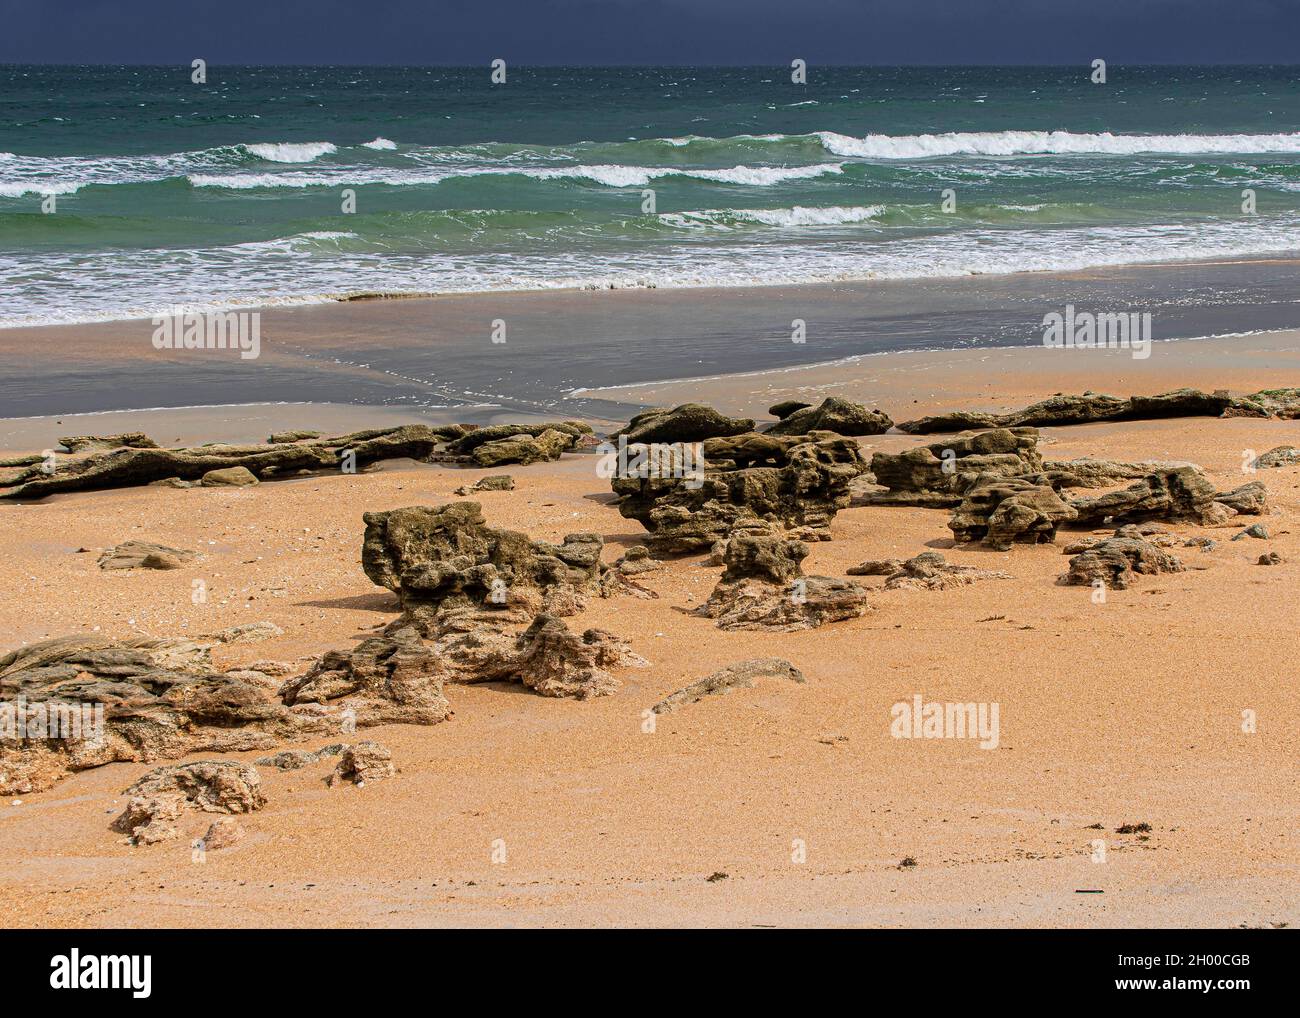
{"left": 201, "top": 817, "right": 247, "bottom": 850}
{"left": 200, "top": 466, "right": 259, "bottom": 487}
{"left": 1231, "top": 523, "right": 1269, "bottom": 541}
{"left": 1258, "top": 552, "right": 1284, "bottom": 565}
{"left": 328, "top": 741, "right": 395, "bottom": 786}
{"left": 97, "top": 540, "right": 195, "bottom": 570}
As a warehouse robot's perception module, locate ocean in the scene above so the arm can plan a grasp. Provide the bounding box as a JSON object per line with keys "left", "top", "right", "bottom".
{"left": 3, "top": 64, "right": 1300, "bottom": 330}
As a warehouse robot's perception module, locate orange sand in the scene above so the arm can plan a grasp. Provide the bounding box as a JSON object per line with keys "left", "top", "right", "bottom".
{"left": 0, "top": 335, "right": 1297, "bottom": 928}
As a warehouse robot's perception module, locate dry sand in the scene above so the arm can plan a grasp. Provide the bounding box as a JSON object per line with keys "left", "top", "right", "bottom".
{"left": 0, "top": 334, "right": 1297, "bottom": 928}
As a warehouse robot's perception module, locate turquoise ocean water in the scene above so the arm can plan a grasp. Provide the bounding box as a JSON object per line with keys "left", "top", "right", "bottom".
{"left": 2, "top": 64, "right": 1300, "bottom": 328}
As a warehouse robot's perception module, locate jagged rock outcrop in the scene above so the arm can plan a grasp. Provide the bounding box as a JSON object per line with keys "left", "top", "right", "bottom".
{"left": 865, "top": 428, "right": 1044, "bottom": 508}
{"left": 850, "top": 551, "right": 1012, "bottom": 590}
{"left": 0, "top": 425, "right": 452, "bottom": 500}
{"left": 949, "top": 478, "right": 1077, "bottom": 550}
{"left": 112, "top": 760, "right": 265, "bottom": 844}
{"left": 1060, "top": 526, "right": 1185, "bottom": 589}
{"left": 652, "top": 658, "right": 805, "bottom": 714}
{"left": 97, "top": 540, "right": 195, "bottom": 570}
{"left": 278, "top": 629, "right": 453, "bottom": 727}
{"left": 112, "top": 794, "right": 186, "bottom": 845}
{"left": 454, "top": 474, "right": 515, "bottom": 496}
{"left": 1068, "top": 466, "right": 1235, "bottom": 527}
{"left": 899, "top": 387, "right": 1300, "bottom": 434}
{"left": 764, "top": 397, "right": 893, "bottom": 437}
{"left": 1221, "top": 388, "right": 1300, "bottom": 419}
{"left": 469, "top": 429, "right": 575, "bottom": 467}
{"left": 449, "top": 613, "right": 649, "bottom": 699}
{"left": 124, "top": 760, "right": 266, "bottom": 813}
{"left": 897, "top": 388, "right": 1231, "bottom": 434}
{"left": 611, "top": 432, "right": 869, "bottom": 555}
{"left": 1214, "top": 481, "right": 1268, "bottom": 516}
{"left": 361, "top": 501, "right": 610, "bottom": 629}
{"left": 693, "top": 534, "right": 870, "bottom": 631}
{"left": 612, "top": 404, "right": 753, "bottom": 445}
{"left": 1041, "top": 458, "right": 1188, "bottom": 489}
{"left": 444, "top": 421, "right": 592, "bottom": 457}
{"left": 328, "top": 740, "right": 395, "bottom": 786}
{"left": 0, "top": 629, "right": 438, "bottom": 795}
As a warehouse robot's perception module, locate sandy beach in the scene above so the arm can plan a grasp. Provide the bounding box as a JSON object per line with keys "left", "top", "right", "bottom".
{"left": 1, "top": 327, "right": 1297, "bottom": 928}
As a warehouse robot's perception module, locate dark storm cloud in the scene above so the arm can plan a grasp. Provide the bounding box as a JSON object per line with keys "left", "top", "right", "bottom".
{"left": 1, "top": 0, "right": 1296, "bottom": 64}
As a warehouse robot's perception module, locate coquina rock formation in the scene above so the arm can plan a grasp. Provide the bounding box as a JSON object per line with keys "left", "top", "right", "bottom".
{"left": 611, "top": 431, "right": 869, "bottom": 555}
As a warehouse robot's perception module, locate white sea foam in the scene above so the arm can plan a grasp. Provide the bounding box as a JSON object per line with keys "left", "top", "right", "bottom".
{"left": 732, "top": 204, "right": 884, "bottom": 226}
{"left": 5, "top": 215, "right": 1300, "bottom": 329}
{"left": 187, "top": 161, "right": 847, "bottom": 190}
{"left": 659, "top": 205, "right": 884, "bottom": 230}
{"left": 243, "top": 141, "right": 338, "bottom": 163}
{"left": 362, "top": 137, "right": 398, "bottom": 150}
{"left": 816, "top": 129, "right": 1300, "bottom": 159}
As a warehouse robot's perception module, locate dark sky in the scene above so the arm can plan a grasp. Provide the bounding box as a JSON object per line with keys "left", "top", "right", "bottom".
{"left": 2, "top": 0, "right": 1296, "bottom": 65}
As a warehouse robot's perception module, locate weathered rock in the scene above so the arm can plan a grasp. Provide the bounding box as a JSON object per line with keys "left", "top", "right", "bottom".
{"left": 268, "top": 430, "right": 322, "bottom": 444}
{"left": 652, "top": 658, "right": 805, "bottom": 714}
{"left": 613, "top": 544, "right": 659, "bottom": 575}
{"left": 855, "top": 551, "right": 1011, "bottom": 590}
{"left": 328, "top": 740, "right": 394, "bottom": 786}
{"left": 0, "top": 627, "right": 438, "bottom": 794}
{"left": 454, "top": 613, "right": 648, "bottom": 699}
{"left": 1214, "top": 481, "right": 1268, "bottom": 515}
{"left": 279, "top": 628, "right": 452, "bottom": 727}
{"left": 611, "top": 432, "right": 869, "bottom": 554}
{"left": 949, "top": 478, "right": 1077, "bottom": 550}
{"left": 1259, "top": 552, "right": 1284, "bottom": 565}
{"left": 361, "top": 501, "right": 610, "bottom": 628}
{"left": 898, "top": 388, "right": 1235, "bottom": 434}
{"left": 612, "top": 404, "right": 753, "bottom": 445}
{"left": 97, "top": 540, "right": 195, "bottom": 570}
{"left": 846, "top": 558, "right": 905, "bottom": 576}
{"left": 1042, "top": 458, "right": 1189, "bottom": 489}
{"left": 768, "top": 400, "right": 813, "bottom": 420}
{"left": 207, "top": 621, "right": 284, "bottom": 644}
{"left": 1226, "top": 388, "right": 1300, "bottom": 419}
{"left": 866, "top": 428, "right": 1044, "bottom": 508}
{"left": 693, "top": 533, "right": 870, "bottom": 631}
{"left": 1, "top": 425, "right": 453, "bottom": 500}
{"left": 256, "top": 743, "right": 345, "bottom": 769}
{"left": 1251, "top": 446, "right": 1300, "bottom": 469}
{"left": 764, "top": 397, "right": 893, "bottom": 437}
{"left": 1060, "top": 530, "right": 1184, "bottom": 589}
{"left": 201, "top": 817, "right": 247, "bottom": 850}
{"left": 454, "top": 474, "right": 515, "bottom": 496}
{"left": 257, "top": 749, "right": 317, "bottom": 770}
{"left": 60, "top": 433, "right": 159, "bottom": 453}
{"left": 200, "top": 465, "right": 259, "bottom": 487}
{"left": 1068, "top": 466, "right": 1234, "bottom": 527}
{"left": 123, "top": 760, "right": 266, "bottom": 814}
{"left": 444, "top": 421, "right": 591, "bottom": 456}
{"left": 1231, "top": 523, "right": 1270, "bottom": 541}
{"left": 470, "top": 429, "right": 573, "bottom": 467}
{"left": 112, "top": 794, "right": 186, "bottom": 844}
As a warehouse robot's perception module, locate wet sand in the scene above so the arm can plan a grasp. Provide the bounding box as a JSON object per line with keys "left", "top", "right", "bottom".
{"left": 4, "top": 255, "right": 1300, "bottom": 423}
{"left": 0, "top": 332, "right": 1297, "bottom": 928}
